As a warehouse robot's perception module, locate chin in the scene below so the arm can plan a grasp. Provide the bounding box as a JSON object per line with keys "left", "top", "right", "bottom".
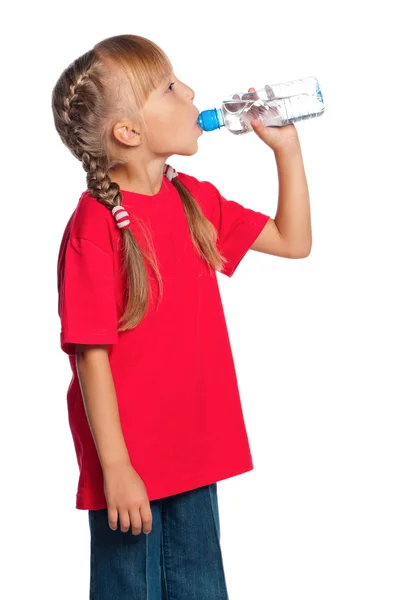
{"left": 179, "top": 142, "right": 200, "bottom": 157}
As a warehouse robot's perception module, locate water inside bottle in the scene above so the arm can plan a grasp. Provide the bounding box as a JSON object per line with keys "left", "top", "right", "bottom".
{"left": 222, "top": 98, "right": 282, "bottom": 134}
{"left": 221, "top": 77, "right": 324, "bottom": 135}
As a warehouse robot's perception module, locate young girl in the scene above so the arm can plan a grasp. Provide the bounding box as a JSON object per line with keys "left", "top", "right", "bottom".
{"left": 53, "top": 34, "right": 311, "bottom": 600}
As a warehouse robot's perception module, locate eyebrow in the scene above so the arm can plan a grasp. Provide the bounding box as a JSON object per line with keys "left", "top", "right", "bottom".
{"left": 159, "top": 70, "right": 175, "bottom": 89}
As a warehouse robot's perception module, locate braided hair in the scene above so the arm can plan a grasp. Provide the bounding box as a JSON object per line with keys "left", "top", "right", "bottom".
{"left": 51, "top": 35, "right": 226, "bottom": 332}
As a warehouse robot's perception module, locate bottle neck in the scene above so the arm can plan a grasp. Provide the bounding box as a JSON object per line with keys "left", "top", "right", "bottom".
{"left": 198, "top": 108, "right": 224, "bottom": 131}
{"left": 215, "top": 108, "right": 224, "bottom": 128}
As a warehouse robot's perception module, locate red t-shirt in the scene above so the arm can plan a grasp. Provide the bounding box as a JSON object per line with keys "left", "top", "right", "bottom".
{"left": 57, "top": 171, "right": 270, "bottom": 510}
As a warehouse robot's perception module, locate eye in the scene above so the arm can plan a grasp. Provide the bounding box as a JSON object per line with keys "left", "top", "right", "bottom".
{"left": 167, "top": 82, "right": 175, "bottom": 92}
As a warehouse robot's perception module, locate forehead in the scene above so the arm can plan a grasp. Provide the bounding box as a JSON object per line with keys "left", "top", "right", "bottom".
{"left": 153, "top": 70, "right": 175, "bottom": 92}
{"left": 163, "top": 68, "right": 174, "bottom": 80}
{"left": 147, "top": 70, "right": 175, "bottom": 102}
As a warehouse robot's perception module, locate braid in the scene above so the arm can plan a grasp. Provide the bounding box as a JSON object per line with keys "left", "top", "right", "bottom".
{"left": 62, "top": 70, "right": 91, "bottom": 128}
{"left": 56, "top": 50, "right": 98, "bottom": 162}
{"left": 55, "top": 50, "right": 122, "bottom": 213}
{"left": 81, "top": 151, "right": 121, "bottom": 210}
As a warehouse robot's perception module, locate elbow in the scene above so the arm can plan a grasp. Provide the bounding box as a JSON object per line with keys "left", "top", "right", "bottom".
{"left": 289, "top": 243, "right": 312, "bottom": 259}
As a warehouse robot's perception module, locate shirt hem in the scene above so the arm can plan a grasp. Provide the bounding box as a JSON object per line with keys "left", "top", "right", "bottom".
{"left": 75, "top": 457, "right": 254, "bottom": 511}
{"left": 222, "top": 213, "right": 270, "bottom": 277}
{"left": 61, "top": 330, "right": 119, "bottom": 355}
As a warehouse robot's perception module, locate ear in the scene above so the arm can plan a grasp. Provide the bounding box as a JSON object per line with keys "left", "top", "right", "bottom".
{"left": 112, "top": 120, "right": 142, "bottom": 147}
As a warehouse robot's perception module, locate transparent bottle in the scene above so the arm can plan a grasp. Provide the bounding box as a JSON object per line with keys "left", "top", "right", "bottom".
{"left": 197, "top": 76, "right": 325, "bottom": 135}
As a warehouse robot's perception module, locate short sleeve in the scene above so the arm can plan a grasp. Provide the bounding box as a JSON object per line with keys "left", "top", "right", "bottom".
{"left": 194, "top": 179, "right": 270, "bottom": 277}
{"left": 59, "top": 236, "right": 119, "bottom": 355}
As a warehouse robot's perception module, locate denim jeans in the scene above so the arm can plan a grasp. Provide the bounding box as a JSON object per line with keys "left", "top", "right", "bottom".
{"left": 88, "top": 482, "right": 230, "bottom": 600}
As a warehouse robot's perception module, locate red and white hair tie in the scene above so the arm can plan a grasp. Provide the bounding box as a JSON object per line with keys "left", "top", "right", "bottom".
{"left": 112, "top": 205, "right": 130, "bottom": 230}
{"left": 112, "top": 165, "right": 177, "bottom": 230}
{"left": 163, "top": 163, "right": 178, "bottom": 180}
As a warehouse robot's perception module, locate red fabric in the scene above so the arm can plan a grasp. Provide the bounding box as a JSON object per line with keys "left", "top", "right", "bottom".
{"left": 57, "top": 172, "right": 270, "bottom": 509}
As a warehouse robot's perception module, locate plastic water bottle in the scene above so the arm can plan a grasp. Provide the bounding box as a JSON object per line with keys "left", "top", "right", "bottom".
{"left": 197, "top": 76, "right": 325, "bottom": 135}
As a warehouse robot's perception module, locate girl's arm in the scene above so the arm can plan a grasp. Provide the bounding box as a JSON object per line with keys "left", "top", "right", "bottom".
{"left": 76, "top": 344, "right": 131, "bottom": 471}
{"left": 250, "top": 131, "right": 312, "bottom": 259}
{"left": 76, "top": 344, "right": 152, "bottom": 534}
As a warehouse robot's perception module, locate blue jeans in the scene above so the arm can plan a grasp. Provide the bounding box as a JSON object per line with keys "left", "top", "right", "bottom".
{"left": 88, "top": 483, "right": 230, "bottom": 600}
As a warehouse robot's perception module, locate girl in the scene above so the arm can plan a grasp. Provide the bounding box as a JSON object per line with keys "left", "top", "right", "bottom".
{"left": 53, "top": 34, "right": 311, "bottom": 600}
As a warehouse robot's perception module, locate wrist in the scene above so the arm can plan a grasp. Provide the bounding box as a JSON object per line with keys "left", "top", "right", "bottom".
{"left": 274, "top": 138, "right": 301, "bottom": 158}
{"left": 102, "top": 454, "right": 132, "bottom": 473}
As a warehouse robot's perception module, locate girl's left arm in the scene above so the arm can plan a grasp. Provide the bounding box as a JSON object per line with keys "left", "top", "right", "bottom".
{"left": 251, "top": 140, "right": 312, "bottom": 259}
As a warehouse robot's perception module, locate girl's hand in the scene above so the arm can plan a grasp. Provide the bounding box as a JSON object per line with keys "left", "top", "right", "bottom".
{"left": 246, "top": 86, "right": 300, "bottom": 153}
{"left": 103, "top": 461, "right": 153, "bottom": 535}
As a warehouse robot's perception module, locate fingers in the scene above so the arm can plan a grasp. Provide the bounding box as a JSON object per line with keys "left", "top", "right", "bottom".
{"left": 140, "top": 502, "right": 153, "bottom": 534}
{"left": 226, "top": 89, "right": 257, "bottom": 112}
{"left": 108, "top": 506, "right": 118, "bottom": 531}
{"left": 119, "top": 508, "right": 134, "bottom": 533}
{"left": 242, "top": 87, "right": 259, "bottom": 102}
{"left": 107, "top": 505, "right": 153, "bottom": 535}
{"left": 128, "top": 508, "right": 143, "bottom": 535}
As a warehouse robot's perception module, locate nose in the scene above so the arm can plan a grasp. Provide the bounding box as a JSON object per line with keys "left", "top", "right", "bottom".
{"left": 185, "top": 84, "right": 195, "bottom": 102}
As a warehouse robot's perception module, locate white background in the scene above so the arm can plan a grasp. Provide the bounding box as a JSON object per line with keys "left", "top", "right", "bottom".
{"left": 2, "top": 1, "right": 397, "bottom": 598}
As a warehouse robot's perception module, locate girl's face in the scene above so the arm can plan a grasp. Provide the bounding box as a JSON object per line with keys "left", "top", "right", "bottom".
{"left": 141, "top": 72, "right": 203, "bottom": 156}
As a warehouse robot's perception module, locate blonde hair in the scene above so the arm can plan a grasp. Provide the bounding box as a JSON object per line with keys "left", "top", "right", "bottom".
{"left": 52, "top": 34, "right": 227, "bottom": 331}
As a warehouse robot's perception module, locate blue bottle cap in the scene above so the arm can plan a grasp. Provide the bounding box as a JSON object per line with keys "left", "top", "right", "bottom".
{"left": 197, "top": 109, "right": 224, "bottom": 131}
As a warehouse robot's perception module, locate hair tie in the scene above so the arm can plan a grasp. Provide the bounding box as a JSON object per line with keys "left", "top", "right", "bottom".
{"left": 112, "top": 205, "right": 130, "bottom": 229}
{"left": 112, "top": 166, "right": 176, "bottom": 229}
{"left": 163, "top": 163, "right": 179, "bottom": 180}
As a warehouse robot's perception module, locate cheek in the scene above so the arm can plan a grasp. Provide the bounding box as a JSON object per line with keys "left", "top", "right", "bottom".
{"left": 145, "top": 111, "right": 173, "bottom": 141}
{"left": 147, "top": 103, "right": 172, "bottom": 127}
{"left": 146, "top": 122, "right": 173, "bottom": 149}
{"left": 146, "top": 116, "right": 188, "bottom": 150}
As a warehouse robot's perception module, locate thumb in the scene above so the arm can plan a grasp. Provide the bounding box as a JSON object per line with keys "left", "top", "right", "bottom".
{"left": 251, "top": 118, "right": 275, "bottom": 149}
{"left": 251, "top": 119, "right": 266, "bottom": 134}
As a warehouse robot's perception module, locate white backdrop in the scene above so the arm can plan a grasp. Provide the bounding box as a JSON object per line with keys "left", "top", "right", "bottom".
{"left": 2, "top": 1, "right": 397, "bottom": 598}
